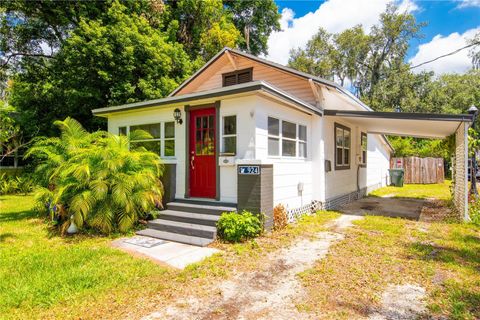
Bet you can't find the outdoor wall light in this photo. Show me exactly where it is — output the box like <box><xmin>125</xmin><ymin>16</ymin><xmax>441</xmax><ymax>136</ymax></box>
<box><xmin>173</xmin><ymin>108</ymin><xmax>183</xmax><ymax>124</ymax></box>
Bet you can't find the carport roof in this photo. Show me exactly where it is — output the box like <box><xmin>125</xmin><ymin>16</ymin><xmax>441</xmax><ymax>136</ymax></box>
<box><xmin>324</xmin><ymin>109</ymin><xmax>474</xmax><ymax>138</ymax></box>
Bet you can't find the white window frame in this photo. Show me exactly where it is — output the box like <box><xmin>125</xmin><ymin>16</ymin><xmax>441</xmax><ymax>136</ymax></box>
<box><xmin>267</xmin><ymin>116</ymin><xmax>308</xmax><ymax>159</ymax></box>
<box><xmin>126</xmin><ymin>121</ymin><xmax>176</xmax><ymax>158</ymax></box>
<box><xmin>221</xmin><ymin>114</ymin><xmax>237</xmax><ymax>155</ymax></box>
<box><xmin>335</xmin><ymin>122</ymin><xmax>351</xmax><ymax>170</ymax></box>
<box><xmin>360</xmin><ymin>132</ymin><xmax>367</xmax><ymax>166</ymax></box>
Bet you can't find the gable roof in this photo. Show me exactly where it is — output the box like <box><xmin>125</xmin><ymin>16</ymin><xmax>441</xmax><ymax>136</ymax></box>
<box><xmin>169</xmin><ymin>47</ymin><xmax>372</xmax><ymax>112</ymax></box>
<box><xmin>92</xmin><ymin>80</ymin><xmax>320</xmax><ymax>116</ymax></box>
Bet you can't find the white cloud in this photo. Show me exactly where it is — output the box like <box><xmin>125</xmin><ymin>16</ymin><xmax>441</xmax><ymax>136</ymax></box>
<box><xmin>457</xmin><ymin>0</ymin><xmax>480</xmax><ymax>8</ymax></box>
<box><xmin>266</xmin><ymin>0</ymin><xmax>418</xmax><ymax>65</ymax></box>
<box><xmin>408</xmin><ymin>27</ymin><xmax>480</xmax><ymax>74</ymax></box>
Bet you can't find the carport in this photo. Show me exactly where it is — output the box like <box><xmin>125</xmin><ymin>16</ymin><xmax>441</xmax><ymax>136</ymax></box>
<box><xmin>324</xmin><ymin>109</ymin><xmax>474</xmax><ymax>220</ymax></box>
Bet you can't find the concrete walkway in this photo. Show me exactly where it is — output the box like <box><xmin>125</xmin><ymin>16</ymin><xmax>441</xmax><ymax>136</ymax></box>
<box><xmin>112</xmin><ymin>236</ymin><xmax>220</xmax><ymax>269</ymax></box>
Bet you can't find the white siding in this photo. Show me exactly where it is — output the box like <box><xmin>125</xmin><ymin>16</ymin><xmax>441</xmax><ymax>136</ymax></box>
<box><xmin>323</xmin><ymin>116</ymin><xmax>368</xmax><ymax>199</ymax></box>
<box><xmin>254</xmin><ymin>96</ymin><xmax>315</xmax><ymax>210</ymax></box>
<box><xmin>366</xmin><ymin>134</ymin><xmax>391</xmax><ymax>190</ymax></box>
<box><xmin>218</xmin><ymin>96</ymin><xmax>257</xmax><ymax>203</ymax></box>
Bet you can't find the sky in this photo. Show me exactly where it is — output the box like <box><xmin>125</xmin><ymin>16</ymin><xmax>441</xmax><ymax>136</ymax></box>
<box><xmin>268</xmin><ymin>0</ymin><xmax>480</xmax><ymax>75</ymax></box>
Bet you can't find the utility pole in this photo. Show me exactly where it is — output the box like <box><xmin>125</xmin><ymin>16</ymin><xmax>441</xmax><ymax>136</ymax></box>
<box><xmin>468</xmin><ymin>105</ymin><xmax>478</xmax><ymax>197</ymax></box>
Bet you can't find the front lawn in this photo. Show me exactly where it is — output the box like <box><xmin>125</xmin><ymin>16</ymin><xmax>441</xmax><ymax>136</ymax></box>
<box><xmin>0</xmin><ymin>194</ymin><xmax>339</xmax><ymax>319</ymax></box>
<box><xmin>0</xmin><ymin>195</ymin><xmax>172</xmax><ymax>319</ymax></box>
<box><xmin>369</xmin><ymin>180</ymin><xmax>452</xmax><ymax>200</ymax></box>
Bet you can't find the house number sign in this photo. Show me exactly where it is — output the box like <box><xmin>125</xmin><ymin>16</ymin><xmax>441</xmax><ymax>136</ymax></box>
<box><xmin>238</xmin><ymin>165</ymin><xmax>260</xmax><ymax>175</ymax></box>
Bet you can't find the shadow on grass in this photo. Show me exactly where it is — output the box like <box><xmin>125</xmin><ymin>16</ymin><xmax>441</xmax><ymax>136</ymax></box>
<box><xmin>409</xmin><ymin>240</ymin><xmax>480</xmax><ymax>266</ymax></box>
<box><xmin>407</xmin><ymin>236</ymin><xmax>480</xmax><ymax>317</ymax></box>
<box><xmin>0</xmin><ymin>209</ymin><xmax>40</xmax><ymax>222</ymax></box>
<box><xmin>0</xmin><ymin>232</ymin><xmax>16</xmax><ymax>242</ymax></box>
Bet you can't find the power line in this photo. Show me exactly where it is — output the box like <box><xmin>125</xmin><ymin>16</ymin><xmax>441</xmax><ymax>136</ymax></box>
<box><xmin>409</xmin><ymin>41</ymin><xmax>480</xmax><ymax>70</ymax></box>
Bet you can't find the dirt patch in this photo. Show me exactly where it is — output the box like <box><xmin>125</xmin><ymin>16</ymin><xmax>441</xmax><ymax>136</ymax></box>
<box><xmin>369</xmin><ymin>284</ymin><xmax>426</xmax><ymax>320</ymax></box>
<box><xmin>419</xmin><ymin>199</ymin><xmax>455</xmax><ymax>222</ymax></box>
<box><xmin>143</xmin><ymin>215</ymin><xmax>362</xmax><ymax>320</ymax></box>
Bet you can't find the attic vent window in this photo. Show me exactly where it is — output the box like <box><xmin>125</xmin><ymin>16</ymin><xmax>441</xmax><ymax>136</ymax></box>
<box><xmin>222</xmin><ymin>68</ymin><xmax>253</xmax><ymax>87</ymax></box>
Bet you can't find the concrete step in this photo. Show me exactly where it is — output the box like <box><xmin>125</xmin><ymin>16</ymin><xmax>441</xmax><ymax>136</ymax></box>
<box><xmin>147</xmin><ymin>219</ymin><xmax>217</xmax><ymax>239</ymax></box>
<box><xmin>156</xmin><ymin>209</ymin><xmax>219</xmax><ymax>227</ymax></box>
<box><xmin>167</xmin><ymin>201</ymin><xmax>236</xmax><ymax>216</ymax></box>
<box><xmin>136</xmin><ymin>229</ymin><xmax>214</xmax><ymax>247</ymax></box>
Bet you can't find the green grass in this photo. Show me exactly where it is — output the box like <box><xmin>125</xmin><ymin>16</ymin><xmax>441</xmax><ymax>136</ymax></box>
<box><xmin>0</xmin><ymin>195</ymin><xmax>169</xmax><ymax>319</ymax></box>
<box><xmin>0</xmin><ymin>194</ymin><xmax>340</xmax><ymax>319</ymax></box>
<box><xmin>369</xmin><ymin>180</ymin><xmax>452</xmax><ymax>200</ymax></box>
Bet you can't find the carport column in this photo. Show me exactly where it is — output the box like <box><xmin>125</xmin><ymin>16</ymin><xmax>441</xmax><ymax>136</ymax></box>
<box><xmin>454</xmin><ymin>122</ymin><xmax>469</xmax><ymax>220</ymax></box>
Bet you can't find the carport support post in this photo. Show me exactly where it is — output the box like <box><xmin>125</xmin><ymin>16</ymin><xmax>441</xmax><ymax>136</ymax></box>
<box><xmin>454</xmin><ymin>122</ymin><xmax>470</xmax><ymax>220</ymax></box>
<box><xmin>468</xmin><ymin>105</ymin><xmax>478</xmax><ymax>197</ymax></box>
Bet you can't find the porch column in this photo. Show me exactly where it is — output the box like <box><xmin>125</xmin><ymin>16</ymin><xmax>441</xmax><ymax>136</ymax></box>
<box><xmin>454</xmin><ymin>122</ymin><xmax>469</xmax><ymax>220</ymax></box>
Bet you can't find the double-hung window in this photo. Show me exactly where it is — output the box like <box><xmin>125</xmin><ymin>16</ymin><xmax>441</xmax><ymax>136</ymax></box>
<box><xmin>222</xmin><ymin>115</ymin><xmax>237</xmax><ymax>154</ymax></box>
<box><xmin>124</xmin><ymin>122</ymin><xmax>175</xmax><ymax>157</ymax></box>
<box><xmin>335</xmin><ymin>123</ymin><xmax>350</xmax><ymax>170</ymax></box>
<box><xmin>268</xmin><ymin>117</ymin><xmax>307</xmax><ymax>158</ymax></box>
<box><xmin>360</xmin><ymin>132</ymin><xmax>367</xmax><ymax>166</ymax></box>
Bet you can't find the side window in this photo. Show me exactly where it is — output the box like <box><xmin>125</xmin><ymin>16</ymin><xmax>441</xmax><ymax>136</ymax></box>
<box><xmin>130</xmin><ymin>123</ymin><xmax>161</xmax><ymax>155</ymax></box>
<box><xmin>164</xmin><ymin>122</ymin><xmax>175</xmax><ymax>157</ymax></box>
<box><xmin>222</xmin><ymin>115</ymin><xmax>237</xmax><ymax>155</ymax></box>
<box><xmin>298</xmin><ymin>125</ymin><xmax>307</xmax><ymax>158</ymax></box>
<box><xmin>335</xmin><ymin>123</ymin><xmax>351</xmax><ymax>170</ymax></box>
<box><xmin>268</xmin><ymin>117</ymin><xmax>280</xmax><ymax>156</ymax></box>
<box><xmin>128</xmin><ymin>122</ymin><xmax>176</xmax><ymax>157</ymax></box>
<box><xmin>118</xmin><ymin>126</ymin><xmax>127</xmax><ymax>136</ymax></box>
<box><xmin>281</xmin><ymin>121</ymin><xmax>296</xmax><ymax>157</ymax></box>
<box><xmin>361</xmin><ymin>132</ymin><xmax>367</xmax><ymax>165</ymax></box>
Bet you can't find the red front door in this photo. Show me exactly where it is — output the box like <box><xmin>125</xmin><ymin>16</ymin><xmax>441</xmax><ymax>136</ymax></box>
<box><xmin>189</xmin><ymin>107</ymin><xmax>216</xmax><ymax>198</ymax></box>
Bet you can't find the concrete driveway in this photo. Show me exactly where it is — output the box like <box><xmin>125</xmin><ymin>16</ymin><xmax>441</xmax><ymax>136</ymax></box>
<box><xmin>338</xmin><ymin>197</ymin><xmax>426</xmax><ymax>220</ymax></box>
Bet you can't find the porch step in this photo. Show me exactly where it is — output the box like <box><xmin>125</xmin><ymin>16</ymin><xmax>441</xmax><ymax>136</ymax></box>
<box><xmin>147</xmin><ymin>218</ymin><xmax>217</xmax><ymax>239</ymax></box>
<box><xmin>156</xmin><ymin>209</ymin><xmax>220</xmax><ymax>227</ymax></box>
<box><xmin>136</xmin><ymin>201</ymin><xmax>237</xmax><ymax>247</ymax></box>
<box><xmin>166</xmin><ymin>201</ymin><xmax>236</xmax><ymax>216</ymax></box>
<box><xmin>136</xmin><ymin>229</ymin><xmax>214</xmax><ymax>247</ymax></box>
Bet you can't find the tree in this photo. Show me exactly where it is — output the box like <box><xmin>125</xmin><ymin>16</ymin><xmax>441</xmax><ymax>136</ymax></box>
<box><xmin>288</xmin><ymin>5</ymin><xmax>423</xmax><ymax>101</ymax></box>
<box><xmin>27</xmin><ymin>117</ymin><xmax>164</xmax><ymax>234</ymax></box>
<box><xmin>0</xmin><ymin>102</ymin><xmax>22</xmax><ymax>162</ymax></box>
<box><xmin>165</xmin><ymin>0</ymin><xmax>240</xmax><ymax>62</ymax></box>
<box><xmin>223</xmin><ymin>0</ymin><xmax>281</xmax><ymax>55</ymax></box>
<box><xmin>469</xmin><ymin>31</ymin><xmax>480</xmax><ymax>70</ymax></box>
<box><xmin>9</xmin><ymin>1</ymin><xmax>193</xmax><ymax>137</ymax></box>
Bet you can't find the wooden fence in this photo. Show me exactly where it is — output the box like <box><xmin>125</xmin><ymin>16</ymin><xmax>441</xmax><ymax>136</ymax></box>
<box><xmin>391</xmin><ymin>157</ymin><xmax>444</xmax><ymax>184</ymax></box>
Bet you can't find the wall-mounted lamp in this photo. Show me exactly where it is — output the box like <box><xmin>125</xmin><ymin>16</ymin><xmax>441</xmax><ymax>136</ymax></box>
<box><xmin>173</xmin><ymin>108</ymin><xmax>183</xmax><ymax>124</ymax></box>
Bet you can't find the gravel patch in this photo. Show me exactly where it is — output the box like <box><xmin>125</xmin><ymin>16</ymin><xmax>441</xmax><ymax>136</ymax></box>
<box><xmin>369</xmin><ymin>284</ymin><xmax>427</xmax><ymax>320</ymax></box>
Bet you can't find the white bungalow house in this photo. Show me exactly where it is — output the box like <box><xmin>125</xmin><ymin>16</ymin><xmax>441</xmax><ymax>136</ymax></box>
<box><xmin>93</xmin><ymin>48</ymin><xmax>473</xmax><ymax>246</ymax></box>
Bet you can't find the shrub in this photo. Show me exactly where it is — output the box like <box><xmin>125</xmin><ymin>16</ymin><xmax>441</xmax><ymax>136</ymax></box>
<box><xmin>469</xmin><ymin>197</ymin><xmax>480</xmax><ymax>225</ymax></box>
<box><xmin>217</xmin><ymin>210</ymin><xmax>263</xmax><ymax>242</ymax></box>
<box><xmin>0</xmin><ymin>173</ymin><xmax>35</xmax><ymax>195</ymax></box>
<box><xmin>26</xmin><ymin>118</ymin><xmax>164</xmax><ymax>234</ymax></box>
<box><xmin>273</xmin><ymin>204</ymin><xmax>288</xmax><ymax>230</ymax></box>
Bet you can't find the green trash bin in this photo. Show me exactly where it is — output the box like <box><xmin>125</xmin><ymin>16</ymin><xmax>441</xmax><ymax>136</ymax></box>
<box><xmin>389</xmin><ymin>168</ymin><xmax>404</xmax><ymax>187</ymax></box>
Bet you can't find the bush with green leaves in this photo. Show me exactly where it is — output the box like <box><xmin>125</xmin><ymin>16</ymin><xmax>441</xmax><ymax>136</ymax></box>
<box><xmin>469</xmin><ymin>197</ymin><xmax>480</xmax><ymax>225</ymax></box>
<box><xmin>216</xmin><ymin>210</ymin><xmax>263</xmax><ymax>242</ymax></box>
<box><xmin>26</xmin><ymin>117</ymin><xmax>164</xmax><ymax>234</ymax></box>
<box><xmin>0</xmin><ymin>173</ymin><xmax>35</xmax><ymax>195</ymax></box>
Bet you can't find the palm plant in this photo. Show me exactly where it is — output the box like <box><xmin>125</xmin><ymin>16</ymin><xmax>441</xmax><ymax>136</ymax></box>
<box><xmin>26</xmin><ymin>117</ymin><xmax>163</xmax><ymax>234</ymax></box>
